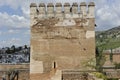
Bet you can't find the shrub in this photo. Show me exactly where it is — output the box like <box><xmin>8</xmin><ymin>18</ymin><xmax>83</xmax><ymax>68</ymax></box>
<box><xmin>114</xmin><ymin>63</ymin><xmax>120</xmax><ymax>69</ymax></box>
<box><xmin>93</xmin><ymin>72</ymin><xmax>107</xmax><ymax>80</ymax></box>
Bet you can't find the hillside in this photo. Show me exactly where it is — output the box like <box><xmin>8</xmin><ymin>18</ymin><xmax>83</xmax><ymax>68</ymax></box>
<box><xmin>96</xmin><ymin>26</ymin><xmax>120</xmax><ymax>50</ymax></box>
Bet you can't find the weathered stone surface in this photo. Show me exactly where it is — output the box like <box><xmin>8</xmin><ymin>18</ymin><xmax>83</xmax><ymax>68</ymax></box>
<box><xmin>30</xmin><ymin>2</ymin><xmax>95</xmax><ymax>80</ymax></box>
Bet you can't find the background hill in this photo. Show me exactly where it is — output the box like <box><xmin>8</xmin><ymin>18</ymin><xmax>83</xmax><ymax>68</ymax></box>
<box><xmin>96</xmin><ymin>26</ymin><xmax>120</xmax><ymax>50</ymax></box>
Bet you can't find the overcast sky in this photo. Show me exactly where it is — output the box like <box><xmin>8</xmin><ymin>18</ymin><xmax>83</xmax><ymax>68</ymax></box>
<box><xmin>0</xmin><ymin>0</ymin><xmax>120</xmax><ymax>47</ymax></box>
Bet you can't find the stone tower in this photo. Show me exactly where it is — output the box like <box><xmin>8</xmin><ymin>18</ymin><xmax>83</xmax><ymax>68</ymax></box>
<box><xmin>30</xmin><ymin>2</ymin><xmax>95</xmax><ymax>80</ymax></box>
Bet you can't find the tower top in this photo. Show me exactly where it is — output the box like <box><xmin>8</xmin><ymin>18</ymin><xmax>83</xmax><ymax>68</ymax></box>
<box><xmin>39</xmin><ymin>3</ymin><xmax>45</xmax><ymax>7</ymax></box>
<box><xmin>47</xmin><ymin>3</ymin><xmax>54</xmax><ymax>7</ymax></box>
<box><xmin>80</xmin><ymin>2</ymin><xmax>87</xmax><ymax>6</ymax></box>
<box><xmin>56</xmin><ymin>3</ymin><xmax>62</xmax><ymax>7</ymax></box>
<box><xmin>88</xmin><ymin>2</ymin><xmax>95</xmax><ymax>6</ymax></box>
<box><xmin>72</xmin><ymin>2</ymin><xmax>78</xmax><ymax>7</ymax></box>
<box><xmin>64</xmin><ymin>3</ymin><xmax>70</xmax><ymax>7</ymax></box>
<box><xmin>30</xmin><ymin>2</ymin><xmax>95</xmax><ymax>19</ymax></box>
<box><xmin>30</xmin><ymin>3</ymin><xmax>37</xmax><ymax>7</ymax></box>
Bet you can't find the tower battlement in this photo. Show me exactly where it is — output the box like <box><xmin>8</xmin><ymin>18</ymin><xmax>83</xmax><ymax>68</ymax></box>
<box><xmin>30</xmin><ymin>2</ymin><xmax>95</xmax><ymax>19</ymax></box>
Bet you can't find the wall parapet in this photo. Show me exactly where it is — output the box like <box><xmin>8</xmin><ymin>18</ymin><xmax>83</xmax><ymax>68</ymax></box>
<box><xmin>30</xmin><ymin>2</ymin><xmax>95</xmax><ymax>19</ymax></box>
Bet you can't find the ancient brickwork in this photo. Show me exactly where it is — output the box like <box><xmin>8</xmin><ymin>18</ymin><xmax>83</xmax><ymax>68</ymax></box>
<box><xmin>103</xmin><ymin>53</ymin><xmax>120</xmax><ymax>67</ymax></box>
<box><xmin>0</xmin><ymin>64</ymin><xmax>29</xmax><ymax>80</ymax></box>
<box><xmin>0</xmin><ymin>64</ymin><xmax>29</xmax><ymax>71</ymax></box>
<box><xmin>30</xmin><ymin>2</ymin><xmax>95</xmax><ymax>80</ymax></box>
<box><xmin>0</xmin><ymin>70</ymin><xmax>29</xmax><ymax>80</ymax></box>
<box><xmin>62</xmin><ymin>70</ymin><xmax>96</xmax><ymax>80</ymax></box>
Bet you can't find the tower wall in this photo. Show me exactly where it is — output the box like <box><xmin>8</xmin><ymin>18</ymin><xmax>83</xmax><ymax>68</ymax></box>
<box><xmin>30</xmin><ymin>2</ymin><xmax>95</xmax><ymax>80</ymax></box>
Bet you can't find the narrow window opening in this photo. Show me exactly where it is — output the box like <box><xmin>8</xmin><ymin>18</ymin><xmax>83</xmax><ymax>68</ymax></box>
<box><xmin>54</xmin><ymin>61</ymin><xmax>56</xmax><ymax>68</ymax></box>
<box><xmin>70</xmin><ymin>7</ymin><xmax>72</xmax><ymax>12</ymax></box>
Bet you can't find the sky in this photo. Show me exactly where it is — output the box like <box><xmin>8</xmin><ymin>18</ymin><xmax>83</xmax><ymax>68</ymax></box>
<box><xmin>0</xmin><ymin>0</ymin><xmax>120</xmax><ymax>47</ymax></box>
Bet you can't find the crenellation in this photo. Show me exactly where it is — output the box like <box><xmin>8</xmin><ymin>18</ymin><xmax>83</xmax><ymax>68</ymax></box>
<box><xmin>89</xmin><ymin>2</ymin><xmax>95</xmax><ymax>6</ymax></box>
<box><xmin>55</xmin><ymin>3</ymin><xmax>62</xmax><ymax>13</ymax></box>
<box><xmin>55</xmin><ymin>3</ymin><xmax>62</xmax><ymax>7</ymax></box>
<box><xmin>30</xmin><ymin>3</ymin><xmax>37</xmax><ymax>7</ymax></box>
<box><xmin>72</xmin><ymin>3</ymin><xmax>79</xmax><ymax>18</ymax></box>
<box><xmin>72</xmin><ymin>2</ymin><xmax>78</xmax><ymax>13</ymax></box>
<box><xmin>55</xmin><ymin>3</ymin><xmax>63</xmax><ymax>18</ymax></box>
<box><xmin>47</xmin><ymin>3</ymin><xmax>54</xmax><ymax>17</ymax></box>
<box><xmin>30</xmin><ymin>2</ymin><xmax>95</xmax><ymax>23</ymax></box>
<box><xmin>64</xmin><ymin>3</ymin><xmax>71</xmax><ymax>18</ymax></box>
<box><xmin>30</xmin><ymin>3</ymin><xmax>37</xmax><ymax>18</ymax></box>
<box><xmin>64</xmin><ymin>3</ymin><xmax>70</xmax><ymax>14</ymax></box>
<box><xmin>64</xmin><ymin>2</ymin><xmax>70</xmax><ymax>7</ymax></box>
<box><xmin>80</xmin><ymin>2</ymin><xmax>87</xmax><ymax>6</ymax></box>
<box><xmin>39</xmin><ymin>3</ymin><xmax>46</xmax><ymax>14</ymax></box>
<box><xmin>38</xmin><ymin>3</ymin><xmax>46</xmax><ymax>18</ymax></box>
<box><xmin>47</xmin><ymin>3</ymin><xmax>54</xmax><ymax>7</ymax></box>
<box><xmin>88</xmin><ymin>2</ymin><xmax>95</xmax><ymax>18</ymax></box>
<box><xmin>39</xmin><ymin>3</ymin><xmax>46</xmax><ymax>7</ymax></box>
<box><xmin>30</xmin><ymin>3</ymin><xmax>38</xmax><ymax>26</ymax></box>
<box><xmin>80</xmin><ymin>2</ymin><xmax>87</xmax><ymax>17</ymax></box>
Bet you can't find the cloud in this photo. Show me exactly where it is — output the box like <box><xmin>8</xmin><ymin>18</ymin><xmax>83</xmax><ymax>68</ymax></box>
<box><xmin>8</xmin><ymin>29</ymin><xmax>20</xmax><ymax>34</ymax></box>
<box><xmin>95</xmin><ymin>0</ymin><xmax>120</xmax><ymax>30</ymax></box>
<box><xmin>0</xmin><ymin>0</ymin><xmax>93</xmax><ymax>29</ymax></box>
<box><xmin>0</xmin><ymin>0</ymin><xmax>23</xmax><ymax>9</ymax></box>
<box><xmin>0</xmin><ymin>37</ymin><xmax>30</xmax><ymax>47</ymax></box>
<box><xmin>0</xmin><ymin>12</ymin><xmax>29</xmax><ymax>29</ymax></box>
<box><xmin>0</xmin><ymin>38</ymin><xmax>22</xmax><ymax>47</ymax></box>
<box><xmin>21</xmin><ymin>6</ymin><xmax>30</xmax><ymax>18</ymax></box>
<box><xmin>24</xmin><ymin>29</ymin><xmax>30</xmax><ymax>35</ymax></box>
<box><xmin>0</xmin><ymin>31</ymin><xmax>2</xmax><ymax>35</ymax></box>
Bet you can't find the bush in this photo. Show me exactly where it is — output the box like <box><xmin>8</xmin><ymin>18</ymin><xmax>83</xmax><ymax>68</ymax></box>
<box><xmin>93</xmin><ymin>72</ymin><xmax>107</xmax><ymax>80</ymax></box>
<box><xmin>114</xmin><ymin>63</ymin><xmax>120</xmax><ymax>69</ymax></box>
<box><xmin>107</xmin><ymin>78</ymin><xmax>118</xmax><ymax>80</ymax></box>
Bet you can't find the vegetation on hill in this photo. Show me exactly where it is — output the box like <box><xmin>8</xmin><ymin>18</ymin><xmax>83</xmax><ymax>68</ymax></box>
<box><xmin>96</xmin><ymin>26</ymin><xmax>120</xmax><ymax>50</ymax></box>
<box><xmin>94</xmin><ymin>26</ymin><xmax>120</xmax><ymax>79</ymax></box>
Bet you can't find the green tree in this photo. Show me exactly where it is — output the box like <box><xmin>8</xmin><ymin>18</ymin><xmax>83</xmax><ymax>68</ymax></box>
<box><xmin>11</xmin><ymin>45</ymin><xmax>16</xmax><ymax>53</ymax></box>
<box><xmin>6</xmin><ymin>47</ymin><xmax>10</xmax><ymax>54</ymax></box>
<box><xmin>96</xmin><ymin>47</ymin><xmax>106</xmax><ymax>72</ymax></box>
<box><xmin>83</xmin><ymin>47</ymin><xmax>106</xmax><ymax>72</ymax></box>
<box><xmin>18</xmin><ymin>46</ymin><xmax>22</xmax><ymax>51</ymax></box>
<box><xmin>110</xmin><ymin>48</ymin><xmax>113</xmax><ymax>62</ymax></box>
<box><xmin>114</xmin><ymin>62</ymin><xmax>120</xmax><ymax>69</ymax></box>
<box><xmin>24</xmin><ymin>45</ymin><xmax>28</xmax><ymax>49</ymax></box>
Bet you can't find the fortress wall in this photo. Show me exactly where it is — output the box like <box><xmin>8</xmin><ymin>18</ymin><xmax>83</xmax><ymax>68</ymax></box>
<box><xmin>30</xmin><ymin>2</ymin><xmax>95</xmax><ymax>22</ymax></box>
<box><xmin>30</xmin><ymin>2</ymin><xmax>95</xmax><ymax>79</ymax></box>
<box><xmin>104</xmin><ymin>53</ymin><xmax>120</xmax><ymax>67</ymax></box>
<box><xmin>0</xmin><ymin>70</ymin><xmax>29</xmax><ymax>80</ymax></box>
<box><xmin>0</xmin><ymin>64</ymin><xmax>29</xmax><ymax>71</ymax></box>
